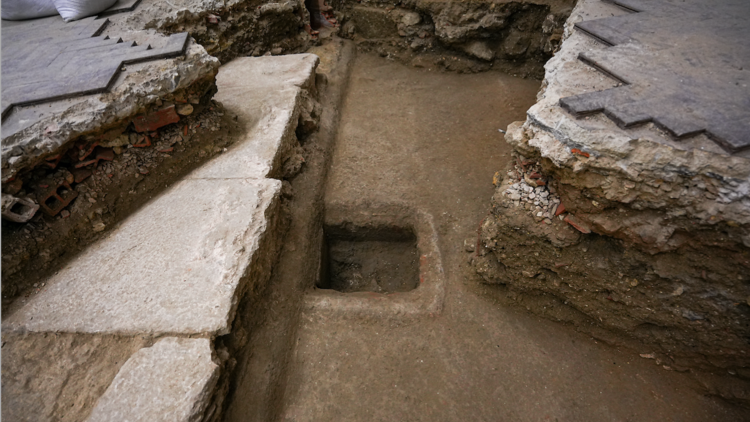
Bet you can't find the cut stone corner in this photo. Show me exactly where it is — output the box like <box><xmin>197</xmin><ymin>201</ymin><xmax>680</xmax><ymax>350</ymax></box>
<box><xmin>86</xmin><ymin>337</ymin><xmax>219</xmax><ymax>422</ymax></box>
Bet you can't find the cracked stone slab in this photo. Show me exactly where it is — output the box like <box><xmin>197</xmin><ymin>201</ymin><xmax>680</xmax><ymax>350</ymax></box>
<box><xmin>187</xmin><ymin>54</ymin><xmax>319</xmax><ymax>180</ymax></box>
<box><xmin>559</xmin><ymin>0</ymin><xmax>750</xmax><ymax>153</ymax></box>
<box><xmin>508</xmin><ymin>0</ymin><xmax>750</xmax><ymax>230</ymax></box>
<box><xmin>86</xmin><ymin>337</ymin><xmax>219</xmax><ymax>422</ymax></box>
<box><xmin>1</xmin><ymin>13</ymin><xmax>189</xmax><ymax>117</ymax></box>
<box><xmin>1</xmin><ymin>40</ymin><xmax>220</xmax><ymax>182</ymax></box>
<box><xmin>3</xmin><ymin>177</ymin><xmax>281</xmax><ymax>336</ymax></box>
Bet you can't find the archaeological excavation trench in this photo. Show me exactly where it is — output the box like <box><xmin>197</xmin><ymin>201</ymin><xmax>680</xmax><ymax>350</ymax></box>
<box><xmin>2</xmin><ymin>0</ymin><xmax>750</xmax><ymax>420</ymax></box>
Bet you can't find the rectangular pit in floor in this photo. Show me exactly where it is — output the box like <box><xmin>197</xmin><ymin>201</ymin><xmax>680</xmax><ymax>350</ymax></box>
<box><xmin>318</xmin><ymin>223</ymin><xmax>419</xmax><ymax>293</ymax></box>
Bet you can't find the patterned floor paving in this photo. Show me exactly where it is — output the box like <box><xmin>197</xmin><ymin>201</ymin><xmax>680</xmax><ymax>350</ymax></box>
<box><xmin>560</xmin><ymin>0</ymin><xmax>750</xmax><ymax>153</ymax></box>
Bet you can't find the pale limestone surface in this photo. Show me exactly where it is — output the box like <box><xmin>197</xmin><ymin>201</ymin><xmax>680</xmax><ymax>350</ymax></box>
<box><xmin>86</xmin><ymin>337</ymin><xmax>219</xmax><ymax>422</ymax></box>
<box><xmin>3</xmin><ymin>177</ymin><xmax>280</xmax><ymax>336</ymax></box>
<box><xmin>188</xmin><ymin>54</ymin><xmax>319</xmax><ymax>180</ymax></box>
<box><xmin>3</xmin><ymin>54</ymin><xmax>320</xmax><ymax>337</ymax></box>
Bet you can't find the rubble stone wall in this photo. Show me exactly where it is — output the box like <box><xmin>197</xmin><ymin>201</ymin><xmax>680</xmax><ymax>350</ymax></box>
<box><xmin>331</xmin><ymin>0</ymin><xmax>575</xmax><ymax>76</ymax></box>
<box><xmin>472</xmin><ymin>0</ymin><xmax>750</xmax><ymax>398</ymax></box>
<box><xmin>106</xmin><ymin>0</ymin><xmax>315</xmax><ymax>62</ymax></box>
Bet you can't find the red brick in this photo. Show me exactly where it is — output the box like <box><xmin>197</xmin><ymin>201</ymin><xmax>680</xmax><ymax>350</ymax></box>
<box><xmin>554</xmin><ymin>202</ymin><xmax>566</xmax><ymax>216</ymax></box>
<box><xmin>564</xmin><ymin>214</ymin><xmax>591</xmax><ymax>234</ymax></box>
<box><xmin>132</xmin><ymin>105</ymin><xmax>180</xmax><ymax>133</ymax></box>
<box><xmin>72</xmin><ymin>168</ymin><xmax>92</xmax><ymax>183</ymax></box>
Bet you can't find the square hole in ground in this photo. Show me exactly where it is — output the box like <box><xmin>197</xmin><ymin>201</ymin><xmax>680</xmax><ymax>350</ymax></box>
<box><xmin>318</xmin><ymin>224</ymin><xmax>420</xmax><ymax>293</ymax></box>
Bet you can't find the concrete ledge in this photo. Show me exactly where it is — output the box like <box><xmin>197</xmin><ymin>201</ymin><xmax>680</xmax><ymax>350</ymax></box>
<box><xmin>86</xmin><ymin>337</ymin><xmax>219</xmax><ymax>422</ymax></box>
<box><xmin>1</xmin><ymin>40</ymin><xmax>220</xmax><ymax>182</ymax></box>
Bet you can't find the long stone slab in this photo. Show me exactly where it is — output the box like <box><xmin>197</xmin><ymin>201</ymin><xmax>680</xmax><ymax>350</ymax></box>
<box><xmin>2</xmin><ymin>53</ymin><xmax>320</xmax><ymax>422</ymax></box>
<box><xmin>2</xmin><ymin>55</ymin><xmax>320</xmax><ymax>337</ymax></box>
<box><xmin>187</xmin><ymin>54</ymin><xmax>318</xmax><ymax>181</ymax></box>
<box><xmin>3</xmin><ymin>177</ymin><xmax>281</xmax><ymax>336</ymax></box>
<box><xmin>86</xmin><ymin>337</ymin><xmax>218</xmax><ymax>422</ymax></box>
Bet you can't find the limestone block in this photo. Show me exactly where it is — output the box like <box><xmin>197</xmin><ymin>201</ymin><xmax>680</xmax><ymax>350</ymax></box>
<box><xmin>3</xmin><ymin>177</ymin><xmax>281</xmax><ymax>336</ymax></box>
<box><xmin>188</xmin><ymin>55</ymin><xmax>319</xmax><ymax>181</ymax></box>
<box><xmin>86</xmin><ymin>337</ymin><xmax>219</xmax><ymax>422</ymax></box>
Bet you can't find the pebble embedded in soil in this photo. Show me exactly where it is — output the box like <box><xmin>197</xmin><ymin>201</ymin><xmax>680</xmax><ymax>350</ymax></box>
<box><xmin>176</xmin><ymin>104</ymin><xmax>194</xmax><ymax>116</ymax></box>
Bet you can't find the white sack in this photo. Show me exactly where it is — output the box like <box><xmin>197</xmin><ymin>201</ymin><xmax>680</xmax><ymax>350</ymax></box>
<box><xmin>53</xmin><ymin>0</ymin><xmax>118</xmax><ymax>21</ymax></box>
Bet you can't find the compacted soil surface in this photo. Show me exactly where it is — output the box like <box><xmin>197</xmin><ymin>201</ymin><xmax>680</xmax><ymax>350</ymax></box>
<box><xmin>277</xmin><ymin>53</ymin><xmax>749</xmax><ymax>421</ymax></box>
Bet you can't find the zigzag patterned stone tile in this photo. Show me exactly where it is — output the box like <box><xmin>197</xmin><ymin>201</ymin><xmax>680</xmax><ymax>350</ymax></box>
<box><xmin>1</xmin><ymin>15</ymin><xmax>189</xmax><ymax>119</ymax></box>
<box><xmin>559</xmin><ymin>0</ymin><xmax>750</xmax><ymax>154</ymax></box>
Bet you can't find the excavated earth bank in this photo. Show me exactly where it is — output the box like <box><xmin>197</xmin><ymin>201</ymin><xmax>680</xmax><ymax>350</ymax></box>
<box><xmin>334</xmin><ymin>0</ymin><xmax>575</xmax><ymax>77</ymax></box>
<box><xmin>473</xmin><ymin>0</ymin><xmax>750</xmax><ymax>404</ymax></box>
<box><xmin>5</xmin><ymin>0</ymin><xmax>750</xmax><ymax>418</ymax></box>
<box><xmin>1</xmin><ymin>0</ymin><xmax>320</xmax><ymax>303</ymax></box>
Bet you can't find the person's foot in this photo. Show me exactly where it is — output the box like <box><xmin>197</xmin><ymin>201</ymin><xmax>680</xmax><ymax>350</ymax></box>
<box><xmin>322</xmin><ymin>11</ymin><xmax>337</xmax><ymax>23</ymax></box>
<box><xmin>304</xmin><ymin>24</ymin><xmax>320</xmax><ymax>37</ymax></box>
<box><xmin>317</xmin><ymin>12</ymin><xmax>335</xmax><ymax>27</ymax></box>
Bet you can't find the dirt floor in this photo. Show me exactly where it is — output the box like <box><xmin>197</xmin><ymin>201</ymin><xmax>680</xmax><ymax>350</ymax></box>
<box><xmin>274</xmin><ymin>53</ymin><xmax>750</xmax><ymax>421</ymax></box>
<box><xmin>321</xmin><ymin>225</ymin><xmax>420</xmax><ymax>293</ymax></box>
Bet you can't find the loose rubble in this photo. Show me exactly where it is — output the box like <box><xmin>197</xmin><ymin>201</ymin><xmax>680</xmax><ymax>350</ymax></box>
<box><xmin>501</xmin><ymin>157</ymin><xmax>562</xmax><ymax>226</ymax></box>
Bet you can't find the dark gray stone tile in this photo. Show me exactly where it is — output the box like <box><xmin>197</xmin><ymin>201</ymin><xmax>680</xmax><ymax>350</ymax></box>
<box><xmin>560</xmin><ymin>0</ymin><xmax>750</xmax><ymax>154</ymax></box>
<box><xmin>2</xmin><ymin>12</ymin><xmax>188</xmax><ymax>118</ymax></box>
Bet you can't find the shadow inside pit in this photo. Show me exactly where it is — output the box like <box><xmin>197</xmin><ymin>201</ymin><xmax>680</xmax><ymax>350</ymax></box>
<box><xmin>318</xmin><ymin>223</ymin><xmax>419</xmax><ymax>293</ymax></box>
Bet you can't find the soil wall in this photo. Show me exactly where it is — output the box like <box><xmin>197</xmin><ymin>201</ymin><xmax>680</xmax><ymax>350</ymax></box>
<box><xmin>472</xmin><ymin>0</ymin><xmax>750</xmax><ymax>404</ymax></box>
<box><xmin>332</xmin><ymin>0</ymin><xmax>575</xmax><ymax>76</ymax></box>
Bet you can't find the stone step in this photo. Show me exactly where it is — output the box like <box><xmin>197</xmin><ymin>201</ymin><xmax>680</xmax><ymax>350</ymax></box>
<box><xmin>1</xmin><ymin>54</ymin><xmax>319</xmax><ymax>421</ymax></box>
<box><xmin>86</xmin><ymin>337</ymin><xmax>219</xmax><ymax>422</ymax></box>
<box><xmin>4</xmin><ymin>177</ymin><xmax>282</xmax><ymax>336</ymax></box>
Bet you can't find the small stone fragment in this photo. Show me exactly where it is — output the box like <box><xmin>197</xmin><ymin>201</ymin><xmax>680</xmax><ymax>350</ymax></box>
<box><xmin>176</xmin><ymin>104</ymin><xmax>194</xmax><ymax>116</ymax></box>
<box><xmin>464</xmin><ymin>238</ymin><xmax>476</xmax><ymax>253</ymax></box>
<box><xmin>462</xmin><ymin>41</ymin><xmax>494</xmax><ymax>61</ymax></box>
<box><xmin>401</xmin><ymin>11</ymin><xmax>421</xmax><ymax>26</ymax></box>
<box><xmin>93</xmin><ymin>221</ymin><xmax>106</xmax><ymax>232</ymax></box>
